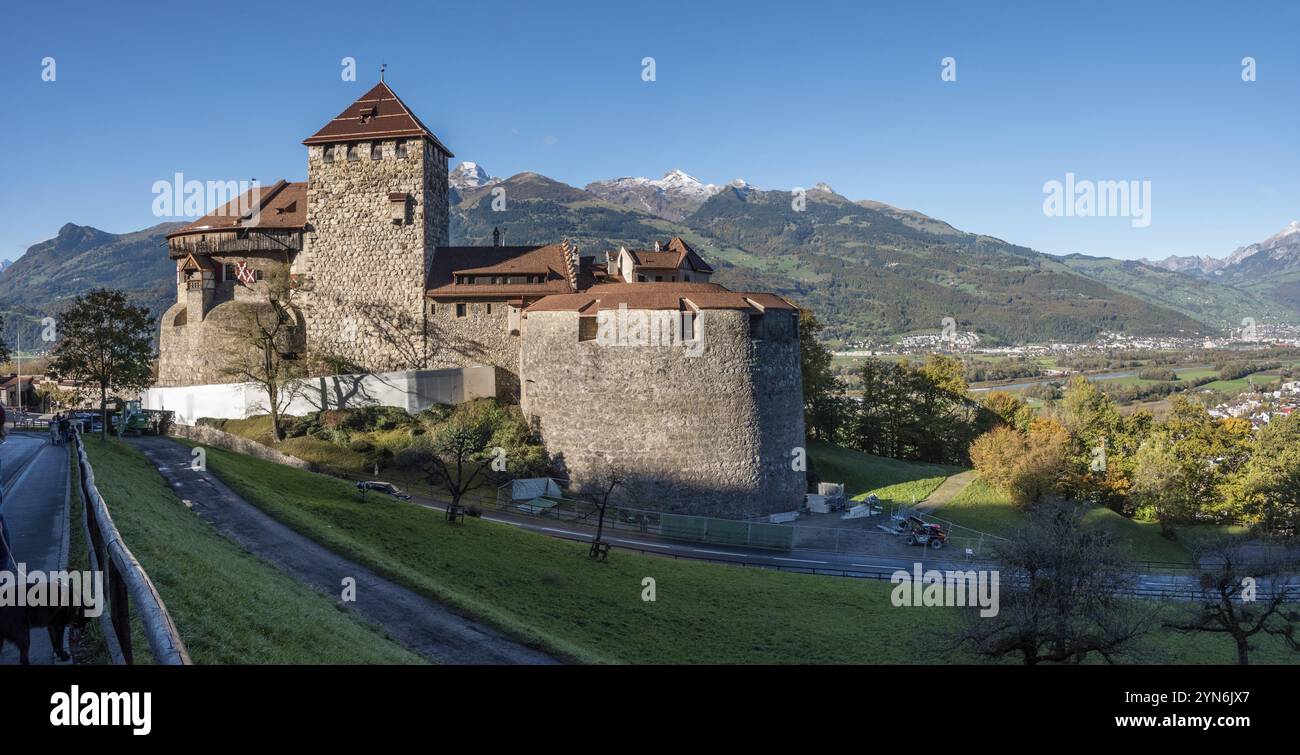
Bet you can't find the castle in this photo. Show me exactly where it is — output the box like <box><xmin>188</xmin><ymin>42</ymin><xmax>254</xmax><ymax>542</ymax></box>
<box><xmin>157</xmin><ymin>80</ymin><xmax>806</xmax><ymax>517</ymax></box>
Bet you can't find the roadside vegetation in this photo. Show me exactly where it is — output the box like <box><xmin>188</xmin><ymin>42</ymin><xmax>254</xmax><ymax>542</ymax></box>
<box><xmin>79</xmin><ymin>437</ymin><xmax>425</xmax><ymax>665</ymax></box>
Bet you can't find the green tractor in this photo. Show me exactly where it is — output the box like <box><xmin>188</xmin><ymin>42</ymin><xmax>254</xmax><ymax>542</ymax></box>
<box><xmin>113</xmin><ymin>400</ymin><xmax>152</xmax><ymax>436</ymax></box>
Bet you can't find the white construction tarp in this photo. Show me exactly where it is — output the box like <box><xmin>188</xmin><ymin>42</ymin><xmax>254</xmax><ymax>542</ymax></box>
<box><xmin>511</xmin><ymin>478</ymin><xmax>563</xmax><ymax>502</ymax></box>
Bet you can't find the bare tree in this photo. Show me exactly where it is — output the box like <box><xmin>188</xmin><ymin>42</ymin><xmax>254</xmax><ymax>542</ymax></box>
<box><xmin>957</xmin><ymin>500</ymin><xmax>1153</xmax><ymax>664</ymax></box>
<box><xmin>221</xmin><ymin>264</ymin><xmax>306</xmax><ymax>441</ymax></box>
<box><xmin>1163</xmin><ymin>536</ymin><xmax>1299</xmax><ymax>665</ymax></box>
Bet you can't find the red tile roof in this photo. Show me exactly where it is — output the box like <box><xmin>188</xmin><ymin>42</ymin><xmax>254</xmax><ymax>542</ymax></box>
<box><xmin>627</xmin><ymin>237</ymin><xmax>714</xmax><ymax>273</ymax></box>
<box><xmin>303</xmin><ymin>82</ymin><xmax>453</xmax><ymax>156</ymax></box>
<box><xmin>522</xmin><ymin>282</ymin><xmax>796</xmax><ymax>313</ymax></box>
<box><xmin>426</xmin><ymin>244</ymin><xmax>596</xmax><ymax>298</ymax></box>
<box><xmin>167</xmin><ymin>180</ymin><xmax>307</xmax><ymax>238</ymax></box>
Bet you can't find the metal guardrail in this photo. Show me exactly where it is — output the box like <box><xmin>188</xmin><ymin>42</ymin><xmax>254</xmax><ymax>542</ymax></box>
<box><xmin>74</xmin><ymin>428</ymin><xmax>191</xmax><ymax>665</ymax></box>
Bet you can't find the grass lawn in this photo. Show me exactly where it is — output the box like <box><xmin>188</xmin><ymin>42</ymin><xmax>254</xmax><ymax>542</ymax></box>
<box><xmin>808</xmin><ymin>441</ymin><xmax>960</xmax><ymax>504</ymax></box>
<box><xmin>1199</xmin><ymin>370</ymin><xmax>1282</xmax><ymax>394</ymax></box>
<box><xmin>188</xmin><ymin>441</ymin><xmax>1296</xmax><ymax>664</ymax></box>
<box><xmin>81</xmin><ymin>438</ymin><xmax>425</xmax><ymax>665</ymax></box>
<box><xmin>938</xmin><ymin>479</ymin><xmax>1242</xmax><ymax>565</ymax></box>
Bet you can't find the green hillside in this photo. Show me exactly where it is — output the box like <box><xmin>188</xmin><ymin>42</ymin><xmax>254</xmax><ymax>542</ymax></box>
<box><xmin>1055</xmin><ymin>253</ymin><xmax>1290</xmax><ymax>328</ymax></box>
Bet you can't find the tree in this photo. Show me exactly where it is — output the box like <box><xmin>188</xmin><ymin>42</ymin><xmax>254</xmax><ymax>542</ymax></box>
<box><xmin>1163</xmin><ymin>537</ymin><xmax>1299</xmax><ymax>665</ymax></box>
<box><xmin>798</xmin><ymin>309</ymin><xmax>845</xmax><ymax>442</ymax></box>
<box><xmin>417</xmin><ymin>400</ymin><xmax>547</xmax><ymax>510</ymax></box>
<box><xmin>969</xmin><ymin>418</ymin><xmax>1069</xmax><ymax>506</ymax></box>
<box><xmin>850</xmin><ymin>357</ymin><xmax>995</xmax><ymax>465</ymax></box>
<box><xmin>0</xmin><ymin>314</ymin><xmax>10</xmax><ymax>365</ymax></box>
<box><xmin>425</xmin><ymin>419</ymin><xmax>493</xmax><ymax>510</ymax></box>
<box><xmin>980</xmin><ymin>391</ymin><xmax>1034</xmax><ymax>432</ymax></box>
<box><xmin>1129</xmin><ymin>397</ymin><xmax>1252</xmax><ymax>525</ymax></box>
<box><xmin>220</xmin><ymin>264</ymin><xmax>307</xmax><ymax>442</ymax></box>
<box><xmin>46</xmin><ymin>289</ymin><xmax>154</xmax><ymax>440</ymax></box>
<box><xmin>957</xmin><ymin>500</ymin><xmax>1152</xmax><ymax>664</ymax></box>
<box><xmin>1229</xmin><ymin>412</ymin><xmax>1300</xmax><ymax>536</ymax></box>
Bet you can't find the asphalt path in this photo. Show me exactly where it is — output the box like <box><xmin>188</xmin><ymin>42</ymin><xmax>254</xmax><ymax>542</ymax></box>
<box><xmin>0</xmin><ymin>431</ymin><xmax>72</xmax><ymax>665</ymax></box>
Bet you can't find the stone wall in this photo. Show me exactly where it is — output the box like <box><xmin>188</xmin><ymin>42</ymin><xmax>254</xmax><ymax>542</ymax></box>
<box><xmin>156</xmin><ymin>251</ymin><xmax>300</xmax><ymax>387</ymax></box>
<box><xmin>170</xmin><ymin>422</ymin><xmax>319</xmax><ymax>472</ymax></box>
<box><xmin>519</xmin><ymin>307</ymin><xmax>806</xmax><ymax>518</ymax></box>
<box><xmin>426</xmin><ymin>300</ymin><xmax>523</xmax><ymax>398</ymax></box>
<box><xmin>299</xmin><ymin>137</ymin><xmax>449</xmax><ymax>373</ymax></box>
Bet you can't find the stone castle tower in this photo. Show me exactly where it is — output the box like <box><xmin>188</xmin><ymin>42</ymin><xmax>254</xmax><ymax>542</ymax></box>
<box><xmin>298</xmin><ymin>80</ymin><xmax>452</xmax><ymax>372</ymax></box>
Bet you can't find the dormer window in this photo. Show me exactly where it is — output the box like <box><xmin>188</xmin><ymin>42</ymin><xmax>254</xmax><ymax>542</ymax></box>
<box><xmin>322</xmin><ymin>145</ymin><xmax>334</xmax><ymax>164</ymax></box>
<box><xmin>371</xmin><ymin>142</ymin><xmax>383</xmax><ymax>161</ymax></box>
<box><xmin>359</xmin><ymin>106</ymin><xmax>378</xmax><ymax>123</ymax></box>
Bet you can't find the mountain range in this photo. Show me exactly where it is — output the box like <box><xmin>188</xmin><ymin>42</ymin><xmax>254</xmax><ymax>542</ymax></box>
<box><xmin>3</xmin><ymin>163</ymin><xmax>1297</xmax><ymax>350</ymax></box>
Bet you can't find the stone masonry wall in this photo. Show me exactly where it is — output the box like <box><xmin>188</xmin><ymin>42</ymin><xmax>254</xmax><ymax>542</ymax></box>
<box><xmin>299</xmin><ymin>138</ymin><xmax>449</xmax><ymax>373</ymax></box>
<box><xmin>156</xmin><ymin>251</ymin><xmax>299</xmax><ymax>387</ymax></box>
<box><xmin>519</xmin><ymin>308</ymin><xmax>806</xmax><ymax>518</ymax></box>
<box><xmin>426</xmin><ymin>300</ymin><xmax>523</xmax><ymax>398</ymax></box>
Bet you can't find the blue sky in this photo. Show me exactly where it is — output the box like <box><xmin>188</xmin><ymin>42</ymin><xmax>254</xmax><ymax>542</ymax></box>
<box><xmin>2</xmin><ymin>0</ymin><xmax>1297</xmax><ymax>263</ymax></box>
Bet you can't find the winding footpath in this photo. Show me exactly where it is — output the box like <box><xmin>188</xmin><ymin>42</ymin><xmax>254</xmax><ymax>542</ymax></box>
<box><xmin>128</xmin><ymin>436</ymin><xmax>556</xmax><ymax>665</ymax></box>
<box><xmin>914</xmin><ymin>470</ymin><xmax>977</xmax><ymax>513</ymax></box>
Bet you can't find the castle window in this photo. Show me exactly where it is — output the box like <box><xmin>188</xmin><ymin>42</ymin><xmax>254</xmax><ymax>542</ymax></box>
<box><xmin>485</xmin><ymin>303</ymin><xmax>493</xmax><ymax>315</ymax></box>
<box><xmin>428</xmin><ymin>302</ymin><xmax>436</xmax><ymax>316</ymax></box>
<box><xmin>578</xmin><ymin>316</ymin><xmax>598</xmax><ymax>342</ymax></box>
<box><xmin>637</xmin><ymin>275</ymin><xmax>646</xmax><ymax>282</ymax></box>
<box><xmin>322</xmin><ymin>145</ymin><xmax>334</xmax><ymax>164</ymax></box>
<box><xmin>346</xmin><ymin>145</ymin><xmax>359</xmax><ymax>162</ymax></box>
<box><xmin>223</xmin><ymin>263</ymin><xmax>235</xmax><ymax>281</ymax></box>
<box><xmin>655</xmin><ymin>276</ymin><xmax>663</xmax><ymax>282</ymax></box>
<box><xmin>682</xmin><ymin>311</ymin><xmax>697</xmax><ymax>341</ymax></box>
<box><xmin>455</xmin><ymin>303</ymin><xmax>467</xmax><ymax>319</ymax></box>
<box><xmin>395</xmin><ymin>140</ymin><xmax>407</xmax><ymax>158</ymax></box>
<box><xmin>749</xmin><ymin>312</ymin><xmax>765</xmax><ymax>339</ymax></box>
<box><xmin>254</xmin><ymin>269</ymin><xmax>265</xmax><ymax>282</ymax></box>
<box><xmin>371</xmin><ymin>142</ymin><xmax>383</xmax><ymax>160</ymax></box>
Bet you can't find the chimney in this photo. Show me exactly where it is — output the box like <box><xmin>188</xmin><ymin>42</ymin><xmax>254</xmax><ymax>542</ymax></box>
<box><xmin>492</xmin><ymin>226</ymin><xmax>502</xmax><ymax>247</ymax></box>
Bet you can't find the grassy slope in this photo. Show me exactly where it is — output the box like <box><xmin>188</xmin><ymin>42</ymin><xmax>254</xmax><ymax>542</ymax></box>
<box><xmin>189</xmin><ymin>441</ymin><xmax>1294</xmax><ymax>664</ymax></box>
<box><xmin>191</xmin><ymin>442</ymin><xmax>970</xmax><ymax>664</ymax></box>
<box><xmin>808</xmin><ymin>441</ymin><xmax>960</xmax><ymax>504</ymax></box>
<box><xmin>814</xmin><ymin>442</ymin><xmax>1202</xmax><ymax>564</ymax></box>
<box><xmin>81</xmin><ymin>438</ymin><xmax>424</xmax><ymax>665</ymax></box>
<box><xmin>941</xmin><ymin>479</ymin><xmax>1195</xmax><ymax>564</ymax></box>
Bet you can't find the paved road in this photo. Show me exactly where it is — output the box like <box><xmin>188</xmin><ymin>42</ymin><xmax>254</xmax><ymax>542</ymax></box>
<box><xmin>129</xmin><ymin>436</ymin><xmax>557</xmax><ymax>665</ymax></box>
<box><xmin>0</xmin><ymin>431</ymin><xmax>72</xmax><ymax>665</ymax></box>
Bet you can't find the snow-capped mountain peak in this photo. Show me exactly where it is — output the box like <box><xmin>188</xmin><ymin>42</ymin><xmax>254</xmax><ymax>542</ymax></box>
<box><xmin>449</xmin><ymin>161</ymin><xmax>498</xmax><ymax>191</ymax></box>
<box><xmin>584</xmin><ymin>169</ymin><xmax>724</xmax><ymax>222</ymax></box>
